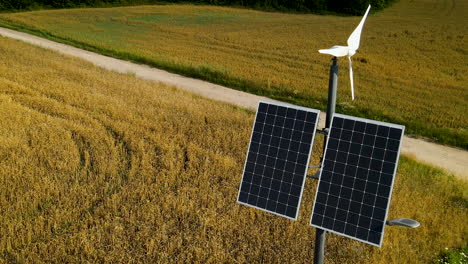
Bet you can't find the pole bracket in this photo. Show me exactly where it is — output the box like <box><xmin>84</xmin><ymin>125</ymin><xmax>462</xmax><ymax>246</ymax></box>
<box><xmin>316</xmin><ymin>128</ymin><xmax>329</xmax><ymax>135</ymax></box>
<box><xmin>307</xmin><ymin>170</ymin><xmax>321</xmax><ymax>180</ymax></box>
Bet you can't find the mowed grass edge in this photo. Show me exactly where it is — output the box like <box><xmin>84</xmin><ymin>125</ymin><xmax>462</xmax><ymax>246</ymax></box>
<box><xmin>0</xmin><ymin>9</ymin><xmax>466</xmax><ymax>149</ymax></box>
<box><xmin>0</xmin><ymin>36</ymin><xmax>466</xmax><ymax>263</ymax></box>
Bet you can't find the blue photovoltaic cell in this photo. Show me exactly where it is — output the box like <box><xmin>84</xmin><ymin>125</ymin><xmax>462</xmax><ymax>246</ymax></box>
<box><xmin>310</xmin><ymin>113</ymin><xmax>404</xmax><ymax>247</ymax></box>
<box><xmin>237</xmin><ymin>101</ymin><xmax>320</xmax><ymax>219</ymax></box>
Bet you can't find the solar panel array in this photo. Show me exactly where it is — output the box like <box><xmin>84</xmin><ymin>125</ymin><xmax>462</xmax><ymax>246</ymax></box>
<box><xmin>237</xmin><ymin>101</ymin><xmax>320</xmax><ymax>219</ymax></box>
<box><xmin>310</xmin><ymin>113</ymin><xmax>404</xmax><ymax>247</ymax></box>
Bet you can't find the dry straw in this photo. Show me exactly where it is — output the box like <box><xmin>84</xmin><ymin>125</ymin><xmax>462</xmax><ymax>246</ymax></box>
<box><xmin>0</xmin><ymin>34</ymin><xmax>466</xmax><ymax>263</ymax></box>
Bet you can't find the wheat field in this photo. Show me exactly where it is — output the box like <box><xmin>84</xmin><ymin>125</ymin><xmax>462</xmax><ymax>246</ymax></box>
<box><xmin>0</xmin><ymin>35</ymin><xmax>466</xmax><ymax>263</ymax></box>
<box><xmin>0</xmin><ymin>0</ymin><xmax>466</xmax><ymax>148</ymax></box>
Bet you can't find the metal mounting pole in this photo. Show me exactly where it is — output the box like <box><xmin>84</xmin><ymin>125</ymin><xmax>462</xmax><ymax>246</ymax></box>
<box><xmin>314</xmin><ymin>57</ymin><xmax>339</xmax><ymax>264</ymax></box>
<box><xmin>314</xmin><ymin>228</ymin><xmax>326</xmax><ymax>264</ymax></box>
<box><xmin>325</xmin><ymin>57</ymin><xmax>338</xmax><ymax>128</ymax></box>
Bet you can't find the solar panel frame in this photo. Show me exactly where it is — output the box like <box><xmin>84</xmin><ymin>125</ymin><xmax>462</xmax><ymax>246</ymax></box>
<box><xmin>237</xmin><ymin>100</ymin><xmax>320</xmax><ymax>220</ymax></box>
<box><xmin>310</xmin><ymin>113</ymin><xmax>405</xmax><ymax>247</ymax></box>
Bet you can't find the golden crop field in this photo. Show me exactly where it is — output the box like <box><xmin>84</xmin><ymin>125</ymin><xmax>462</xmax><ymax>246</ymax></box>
<box><xmin>0</xmin><ymin>0</ymin><xmax>466</xmax><ymax>148</ymax></box>
<box><xmin>0</xmin><ymin>35</ymin><xmax>466</xmax><ymax>263</ymax></box>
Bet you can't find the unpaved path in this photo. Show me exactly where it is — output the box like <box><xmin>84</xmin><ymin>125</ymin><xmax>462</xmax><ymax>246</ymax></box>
<box><xmin>1</xmin><ymin>27</ymin><xmax>466</xmax><ymax>180</ymax></box>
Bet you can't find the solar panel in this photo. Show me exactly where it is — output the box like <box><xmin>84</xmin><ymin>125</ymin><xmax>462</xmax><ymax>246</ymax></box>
<box><xmin>310</xmin><ymin>113</ymin><xmax>405</xmax><ymax>247</ymax></box>
<box><xmin>237</xmin><ymin>100</ymin><xmax>320</xmax><ymax>219</ymax></box>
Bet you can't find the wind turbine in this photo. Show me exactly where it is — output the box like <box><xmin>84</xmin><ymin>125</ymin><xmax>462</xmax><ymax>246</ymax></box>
<box><xmin>319</xmin><ymin>5</ymin><xmax>371</xmax><ymax>100</ymax></box>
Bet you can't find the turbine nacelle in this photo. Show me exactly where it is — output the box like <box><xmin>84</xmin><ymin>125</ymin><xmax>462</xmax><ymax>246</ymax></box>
<box><xmin>318</xmin><ymin>5</ymin><xmax>371</xmax><ymax>100</ymax></box>
<box><xmin>319</xmin><ymin>46</ymin><xmax>356</xmax><ymax>57</ymax></box>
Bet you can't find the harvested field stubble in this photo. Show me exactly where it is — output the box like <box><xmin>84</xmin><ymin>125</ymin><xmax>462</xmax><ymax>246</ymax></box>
<box><xmin>0</xmin><ymin>37</ymin><xmax>466</xmax><ymax>263</ymax></box>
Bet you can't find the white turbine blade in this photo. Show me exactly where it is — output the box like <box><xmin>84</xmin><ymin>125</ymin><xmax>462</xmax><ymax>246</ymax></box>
<box><xmin>348</xmin><ymin>56</ymin><xmax>355</xmax><ymax>100</ymax></box>
<box><xmin>347</xmin><ymin>5</ymin><xmax>371</xmax><ymax>51</ymax></box>
<box><xmin>318</xmin><ymin>45</ymin><xmax>350</xmax><ymax>57</ymax></box>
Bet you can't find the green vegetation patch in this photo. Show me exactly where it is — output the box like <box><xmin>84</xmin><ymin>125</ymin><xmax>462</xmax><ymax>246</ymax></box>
<box><xmin>434</xmin><ymin>246</ymin><xmax>468</xmax><ymax>264</ymax></box>
<box><xmin>131</xmin><ymin>12</ymin><xmax>240</xmax><ymax>26</ymax></box>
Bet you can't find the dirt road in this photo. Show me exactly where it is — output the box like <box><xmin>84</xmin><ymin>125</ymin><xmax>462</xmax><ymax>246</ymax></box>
<box><xmin>0</xmin><ymin>27</ymin><xmax>466</xmax><ymax>179</ymax></box>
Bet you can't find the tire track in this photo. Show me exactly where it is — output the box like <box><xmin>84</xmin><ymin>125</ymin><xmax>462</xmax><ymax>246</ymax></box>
<box><xmin>0</xmin><ymin>79</ymin><xmax>140</xmax><ymax>225</ymax></box>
